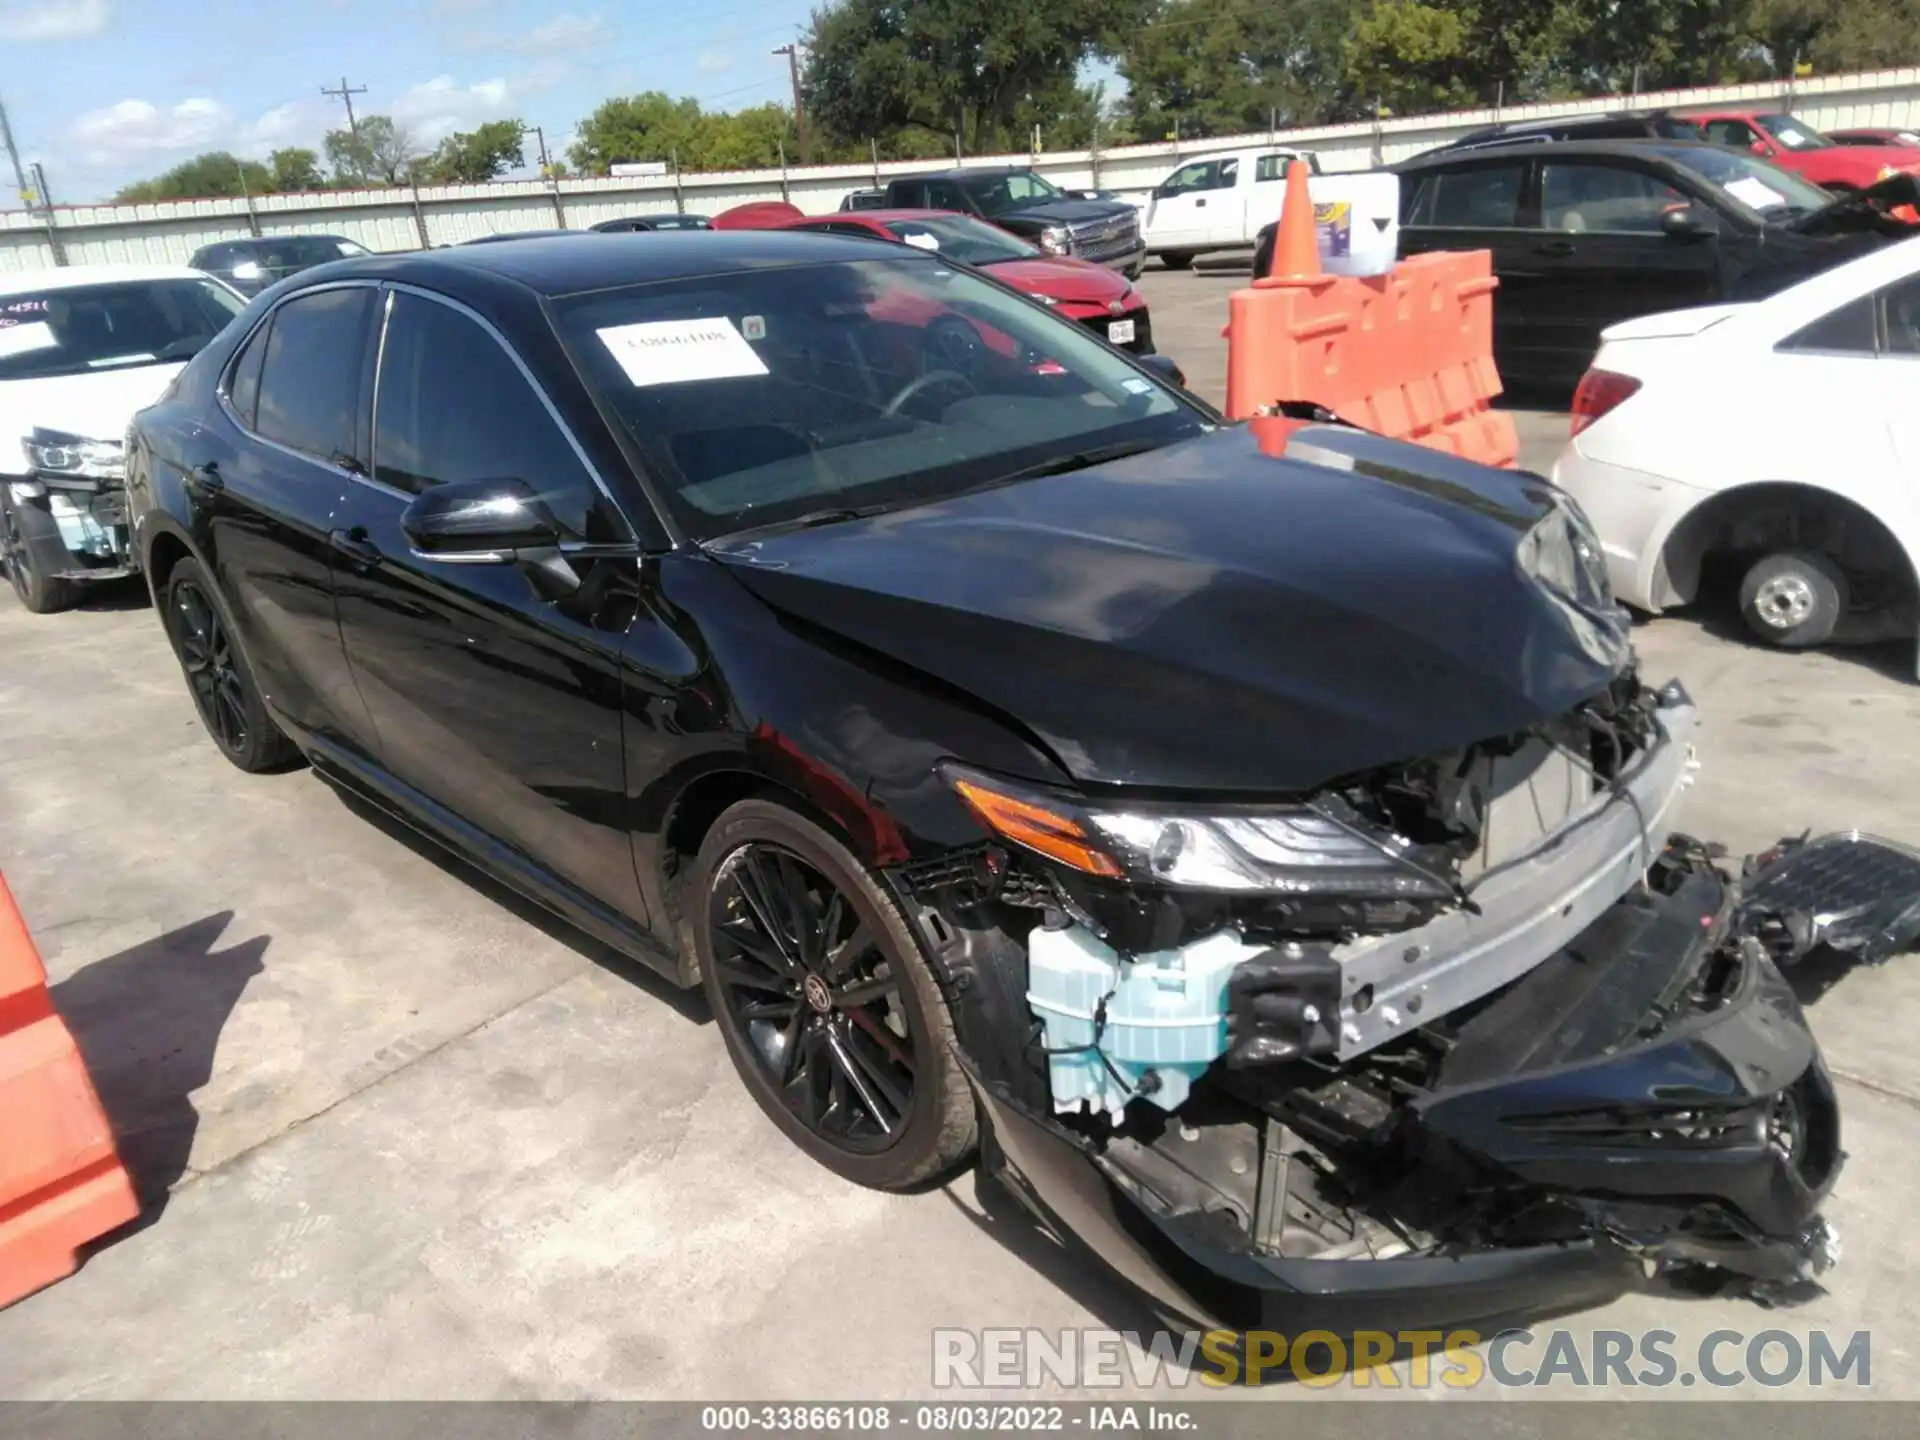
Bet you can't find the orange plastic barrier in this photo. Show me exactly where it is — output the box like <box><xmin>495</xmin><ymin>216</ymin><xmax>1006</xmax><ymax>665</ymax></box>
<box><xmin>1226</xmin><ymin>164</ymin><xmax>1519</xmax><ymax>468</ymax></box>
<box><xmin>0</xmin><ymin>873</ymin><xmax>138</xmax><ymax>1309</ymax></box>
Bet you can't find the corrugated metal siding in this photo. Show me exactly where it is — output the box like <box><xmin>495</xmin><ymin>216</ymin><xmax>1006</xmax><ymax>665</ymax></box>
<box><xmin>9</xmin><ymin>66</ymin><xmax>1920</xmax><ymax>272</ymax></box>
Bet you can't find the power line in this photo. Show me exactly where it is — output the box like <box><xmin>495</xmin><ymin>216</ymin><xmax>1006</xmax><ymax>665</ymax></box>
<box><xmin>320</xmin><ymin>76</ymin><xmax>369</xmax><ymax>137</ymax></box>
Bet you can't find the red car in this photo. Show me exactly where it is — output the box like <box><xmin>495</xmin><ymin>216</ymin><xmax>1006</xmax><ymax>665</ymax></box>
<box><xmin>1825</xmin><ymin>127</ymin><xmax>1920</xmax><ymax>150</ymax></box>
<box><xmin>773</xmin><ymin>209</ymin><xmax>1154</xmax><ymax>356</ymax></box>
<box><xmin>1690</xmin><ymin>110</ymin><xmax>1920</xmax><ymax>191</ymax></box>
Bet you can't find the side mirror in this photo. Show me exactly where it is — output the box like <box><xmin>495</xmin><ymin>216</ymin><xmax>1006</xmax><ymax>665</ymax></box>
<box><xmin>1749</xmin><ymin>139</ymin><xmax>1771</xmax><ymax>156</ymax></box>
<box><xmin>1661</xmin><ymin>204</ymin><xmax>1718</xmax><ymax>239</ymax></box>
<box><xmin>400</xmin><ymin>478</ymin><xmax>561</xmax><ymax>555</ymax></box>
<box><xmin>1137</xmin><ymin>352</ymin><xmax>1188</xmax><ymax>388</ymax></box>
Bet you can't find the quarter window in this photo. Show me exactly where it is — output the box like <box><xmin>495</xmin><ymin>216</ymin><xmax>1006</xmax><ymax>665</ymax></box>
<box><xmin>372</xmin><ymin>292</ymin><xmax>611</xmax><ymax>541</ymax></box>
<box><xmin>253</xmin><ymin>287</ymin><xmax>374</xmax><ymax>466</ymax></box>
<box><xmin>226</xmin><ymin>318</ymin><xmax>271</xmax><ymax>427</ymax></box>
<box><xmin>1779</xmin><ymin>297</ymin><xmax>1876</xmax><ymax>355</ymax></box>
<box><xmin>1540</xmin><ymin>164</ymin><xmax>1688</xmax><ymax>233</ymax></box>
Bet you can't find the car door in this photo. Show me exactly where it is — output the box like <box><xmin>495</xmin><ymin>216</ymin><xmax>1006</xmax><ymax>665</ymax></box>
<box><xmin>1528</xmin><ymin>158</ymin><xmax>1722</xmax><ymax>386</ymax></box>
<box><xmin>1398</xmin><ymin>156</ymin><xmax>1542</xmax><ymax>382</ymax></box>
<box><xmin>1147</xmin><ymin>159</ymin><xmax>1233</xmax><ymax>249</ymax></box>
<box><xmin>1245</xmin><ymin>153</ymin><xmax>1296</xmax><ymax>241</ymax></box>
<box><xmin>327</xmin><ymin>286</ymin><xmax>648</xmax><ymax>920</ymax></box>
<box><xmin>196</xmin><ymin>282</ymin><xmax>382</xmax><ymax>758</ymax></box>
<box><xmin>1703</xmin><ymin>117</ymin><xmax>1770</xmax><ymax>159</ymax></box>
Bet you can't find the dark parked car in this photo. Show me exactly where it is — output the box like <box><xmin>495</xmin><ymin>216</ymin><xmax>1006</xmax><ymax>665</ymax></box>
<box><xmin>590</xmin><ymin>213</ymin><xmax>711</xmax><ymax>233</ymax></box>
<box><xmin>838</xmin><ymin>188</ymin><xmax>889</xmax><ymax>211</ymax></box>
<box><xmin>458</xmin><ymin>229</ymin><xmax>586</xmax><ymax>245</ymax></box>
<box><xmin>1257</xmin><ymin>139</ymin><xmax>1916</xmax><ymax>390</ymax></box>
<box><xmin>1426</xmin><ymin>109</ymin><xmax>1704</xmax><ymax>154</ymax></box>
<box><xmin>881</xmin><ymin>167</ymin><xmax>1145</xmax><ymax>276</ymax></box>
<box><xmin>123</xmin><ymin>231</ymin><xmax>1841</xmax><ymax>1327</ymax></box>
<box><xmin>189</xmin><ymin>234</ymin><xmax>371</xmax><ymax>296</ymax></box>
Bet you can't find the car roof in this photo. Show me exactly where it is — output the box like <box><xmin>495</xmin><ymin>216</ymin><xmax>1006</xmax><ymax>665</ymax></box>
<box><xmin>308</xmin><ymin>229</ymin><xmax>923</xmax><ymax>298</ymax></box>
<box><xmin>0</xmin><ymin>262</ymin><xmax>209</xmax><ymax>296</ymax></box>
<box><xmin>787</xmin><ymin>209</ymin><xmax>973</xmax><ymax>226</ymax></box>
<box><xmin>1397</xmin><ymin>137</ymin><xmax>1712</xmax><ymax>170</ymax></box>
<box><xmin>197</xmin><ymin>234</ymin><xmax>354</xmax><ymax>249</ymax></box>
<box><xmin>896</xmin><ymin>167</ymin><xmax>1028</xmax><ymax>181</ymax></box>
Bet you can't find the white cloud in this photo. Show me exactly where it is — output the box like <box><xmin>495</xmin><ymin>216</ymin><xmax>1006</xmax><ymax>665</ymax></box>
<box><xmin>697</xmin><ymin>50</ymin><xmax>734</xmax><ymax>76</ymax></box>
<box><xmin>0</xmin><ymin>0</ymin><xmax>110</xmax><ymax>41</ymax></box>
<box><xmin>390</xmin><ymin>74</ymin><xmax>523</xmax><ymax>147</ymax></box>
<box><xmin>457</xmin><ymin>9</ymin><xmax>608</xmax><ymax>56</ymax></box>
<box><xmin>70</xmin><ymin>96</ymin><xmax>231</xmax><ymax>166</ymax></box>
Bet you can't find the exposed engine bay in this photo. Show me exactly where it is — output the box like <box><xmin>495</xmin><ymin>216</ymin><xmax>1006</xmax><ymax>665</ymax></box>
<box><xmin>892</xmin><ymin>674</ymin><xmax>1901</xmax><ymax>1323</ymax></box>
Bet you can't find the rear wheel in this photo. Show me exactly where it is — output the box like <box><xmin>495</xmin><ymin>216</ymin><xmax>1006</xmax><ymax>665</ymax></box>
<box><xmin>160</xmin><ymin>557</ymin><xmax>300</xmax><ymax>771</ymax></box>
<box><xmin>1</xmin><ymin>491</ymin><xmax>83</xmax><ymax>614</ymax></box>
<box><xmin>693</xmin><ymin>799</ymin><xmax>976</xmax><ymax>1190</ymax></box>
<box><xmin>1739</xmin><ymin>550</ymin><xmax>1848</xmax><ymax>648</ymax></box>
<box><xmin>1159</xmin><ymin>251</ymin><xmax>1194</xmax><ymax>271</ymax></box>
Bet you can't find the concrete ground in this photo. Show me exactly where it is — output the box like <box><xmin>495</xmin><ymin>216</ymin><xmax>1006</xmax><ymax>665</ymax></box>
<box><xmin>1</xmin><ymin>264</ymin><xmax>1918</xmax><ymax>1402</ymax></box>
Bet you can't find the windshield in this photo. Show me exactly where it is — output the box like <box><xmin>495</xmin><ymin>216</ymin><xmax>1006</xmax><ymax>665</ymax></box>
<box><xmin>959</xmin><ymin>171</ymin><xmax>1064</xmax><ymax>215</ymax></box>
<box><xmin>0</xmin><ymin>278</ymin><xmax>244</xmax><ymax>381</ymax></box>
<box><xmin>556</xmin><ymin>256</ymin><xmax>1203</xmax><ymax>541</ymax></box>
<box><xmin>877</xmin><ymin>215</ymin><xmax>1039</xmax><ymax>266</ymax></box>
<box><xmin>1648</xmin><ymin>143</ymin><xmax>1836</xmax><ymax>217</ymax></box>
<box><xmin>1757</xmin><ymin>114</ymin><xmax>1833</xmax><ymax>151</ymax></box>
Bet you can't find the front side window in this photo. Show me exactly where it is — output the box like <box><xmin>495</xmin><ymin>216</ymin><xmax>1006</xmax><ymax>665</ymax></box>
<box><xmin>1704</xmin><ymin>119</ymin><xmax>1761</xmax><ymax>149</ymax></box>
<box><xmin>252</xmin><ymin>286</ymin><xmax>373</xmax><ymax>465</ymax></box>
<box><xmin>962</xmin><ymin>172</ymin><xmax>1062</xmax><ymax>213</ymax></box>
<box><xmin>1541</xmin><ymin>163</ymin><xmax>1688</xmax><ymax>233</ymax></box>
<box><xmin>1408</xmin><ymin>163</ymin><xmax>1526</xmax><ymax>228</ymax></box>
<box><xmin>0</xmin><ymin>279</ymin><xmax>244</xmax><ymax>381</ymax></box>
<box><xmin>373</xmin><ymin>292</ymin><xmax>614</xmax><ymax>541</ymax></box>
<box><xmin>556</xmin><ymin>256</ymin><xmax>1205</xmax><ymax>541</ymax></box>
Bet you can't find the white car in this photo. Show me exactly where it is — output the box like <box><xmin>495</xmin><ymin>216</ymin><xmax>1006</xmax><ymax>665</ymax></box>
<box><xmin>1552</xmin><ymin>234</ymin><xmax>1920</xmax><ymax>664</ymax></box>
<box><xmin>1</xmin><ymin>263</ymin><xmax>245</xmax><ymax>613</ymax></box>
<box><xmin>1141</xmin><ymin>146</ymin><xmax>1318</xmax><ymax>266</ymax></box>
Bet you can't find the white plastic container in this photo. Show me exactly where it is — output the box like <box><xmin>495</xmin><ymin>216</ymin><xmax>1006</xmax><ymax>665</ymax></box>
<box><xmin>1026</xmin><ymin>924</ymin><xmax>1267</xmax><ymax>1121</ymax></box>
<box><xmin>1307</xmin><ymin>172</ymin><xmax>1401</xmax><ymax>278</ymax></box>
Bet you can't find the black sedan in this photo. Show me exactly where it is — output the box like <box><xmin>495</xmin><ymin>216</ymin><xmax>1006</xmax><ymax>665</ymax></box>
<box><xmin>189</xmin><ymin>234</ymin><xmax>372</xmax><ymax>296</ymax></box>
<box><xmin>124</xmin><ymin>232</ymin><xmax>1841</xmax><ymax>1328</ymax></box>
<box><xmin>1254</xmin><ymin>139</ymin><xmax>1914</xmax><ymax>391</ymax></box>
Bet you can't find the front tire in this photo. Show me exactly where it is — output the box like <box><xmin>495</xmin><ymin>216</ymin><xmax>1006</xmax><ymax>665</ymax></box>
<box><xmin>1159</xmin><ymin>251</ymin><xmax>1194</xmax><ymax>271</ymax></box>
<box><xmin>1739</xmin><ymin>550</ymin><xmax>1848</xmax><ymax>648</ymax></box>
<box><xmin>692</xmin><ymin>798</ymin><xmax>977</xmax><ymax>1190</ymax></box>
<box><xmin>160</xmin><ymin>557</ymin><xmax>300</xmax><ymax>772</ymax></box>
<box><xmin>1</xmin><ymin>491</ymin><xmax>83</xmax><ymax>614</ymax></box>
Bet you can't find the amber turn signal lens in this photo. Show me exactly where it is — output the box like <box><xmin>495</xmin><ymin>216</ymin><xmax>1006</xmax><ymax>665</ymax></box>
<box><xmin>951</xmin><ymin>778</ymin><xmax>1123</xmax><ymax>879</ymax></box>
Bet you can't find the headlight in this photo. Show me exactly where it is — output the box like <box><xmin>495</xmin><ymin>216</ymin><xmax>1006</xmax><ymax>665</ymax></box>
<box><xmin>22</xmin><ymin>427</ymin><xmax>125</xmax><ymax>481</ymax></box>
<box><xmin>942</xmin><ymin>764</ymin><xmax>1453</xmax><ymax>898</ymax></box>
<box><xmin>1038</xmin><ymin>224</ymin><xmax>1073</xmax><ymax>256</ymax></box>
<box><xmin>230</xmin><ymin>260</ymin><xmax>264</xmax><ymax>280</ymax></box>
<box><xmin>1517</xmin><ymin>493</ymin><xmax>1611</xmax><ymax>612</ymax></box>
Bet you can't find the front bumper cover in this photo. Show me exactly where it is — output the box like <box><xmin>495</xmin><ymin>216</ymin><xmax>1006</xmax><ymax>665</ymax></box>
<box><xmin>964</xmin><ymin>859</ymin><xmax>1842</xmax><ymax>1334</ymax></box>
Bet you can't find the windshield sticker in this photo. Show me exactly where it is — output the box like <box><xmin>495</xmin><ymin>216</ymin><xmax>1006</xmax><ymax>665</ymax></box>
<box><xmin>1121</xmin><ymin>377</ymin><xmax>1153</xmax><ymax>394</ymax></box>
<box><xmin>741</xmin><ymin>314</ymin><xmax>766</xmax><ymax>340</ymax></box>
<box><xmin>0</xmin><ymin>320</ymin><xmax>58</xmax><ymax>359</ymax></box>
<box><xmin>596</xmin><ymin>317</ymin><xmax>770</xmax><ymax>387</ymax></box>
<box><xmin>1726</xmin><ymin>176</ymin><xmax>1788</xmax><ymax>210</ymax></box>
<box><xmin>901</xmin><ymin>232</ymin><xmax>941</xmax><ymax>251</ymax></box>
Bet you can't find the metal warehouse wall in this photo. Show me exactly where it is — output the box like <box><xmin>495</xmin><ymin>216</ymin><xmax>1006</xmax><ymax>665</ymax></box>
<box><xmin>8</xmin><ymin>65</ymin><xmax>1920</xmax><ymax>273</ymax></box>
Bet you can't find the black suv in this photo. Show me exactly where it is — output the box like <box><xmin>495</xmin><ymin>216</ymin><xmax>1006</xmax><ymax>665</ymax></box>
<box><xmin>880</xmin><ymin>167</ymin><xmax>1145</xmax><ymax>275</ymax></box>
<box><xmin>188</xmin><ymin>235</ymin><xmax>371</xmax><ymax>296</ymax></box>
<box><xmin>1428</xmin><ymin>109</ymin><xmax>1704</xmax><ymax>155</ymax></box>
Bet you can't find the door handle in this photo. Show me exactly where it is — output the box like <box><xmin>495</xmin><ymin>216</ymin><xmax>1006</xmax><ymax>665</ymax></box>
<box><xmin>1534</xmin><ymin>239</ymin><xmax>1576</xmax><ymax>257</ymax></box>
<box><xmin>1195</xmin><ymin>197</ymin><xmax>1207</xmax><ymax>207</ymax></box>
<box><xmin>328</xmin><ymin>526</ymin><xmax>384</xmax><ymax>568</ymax></box>
<box><xmin>185</xmin><ymin>460</ymin><xmax>224</xmax><ymax>494</ymax></box>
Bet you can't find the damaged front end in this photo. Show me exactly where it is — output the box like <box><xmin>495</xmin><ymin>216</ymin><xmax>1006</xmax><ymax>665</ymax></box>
<box><xmin>5</xmin><ymin>429</ymin><xmax>137</xmax><ymax>582</ymax></box>
<box><xmin>894</xmin><ymin>676</ymin><xmax>1848</xmax><ymax>1332</ymax></box>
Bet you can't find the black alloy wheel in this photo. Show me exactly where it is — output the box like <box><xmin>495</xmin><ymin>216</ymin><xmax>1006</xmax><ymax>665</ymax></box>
<box><xmin>161</xmin><ymin>558</ymin><xmax>299</xmax><ymax>772</ymax></box>
<box><xmin>693</xmin><ymin>799</ymin><xmax>976</xmax><ymax>1189</ymax></box>
<box><xmin>1</xmin><ymin>490</ymin><xmax>81</xmax><ymax>614</ymax></box>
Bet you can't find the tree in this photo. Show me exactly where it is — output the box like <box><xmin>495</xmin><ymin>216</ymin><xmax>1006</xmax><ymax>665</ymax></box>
<box><xmin>325</xmin><ymin>115</ymin><xmax>419</xmax><ymax>186</ymax></box>
<box><xmin>267</xmin><ymin>147</ymin><xmax>325</xmax><ymax>192</ymax></box>
<box><xmin>701</xmin><ymin>104</ymin><xmax>801</xmax><ymax>168</ymax></box>
<box><xmin>419</xmin><ymin>120</ymin><xmax>528</xmax><ymax>184</ymax></box>
<box><xmin>568</xmin><ymin>92</ymin><xmax>711</xmax><ymax>173</ymax></box>
<box><xmin>115</xmin><ymin>151</ymin><xmax>272</xmax><ymax>203</ymax></box>
<box><xmin>802</xmin><ymin>0</ymin><xmax>1149</xmax><ymax>156</ymax></box>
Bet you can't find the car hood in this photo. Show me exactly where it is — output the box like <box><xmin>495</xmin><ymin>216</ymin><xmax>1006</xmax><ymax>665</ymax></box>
<box><xmin>0</xmin><ymin>363</ymin><xmax>185</xmax><ymax>476</ymax></box>
<box><xmin>994</xmin><ymin>198</ymin><xmax>1135</xmax><ymax>227</ymax></box>
<box><xmin>713</xmin><ymin>425</ymin><xmax>1631</xmax><ymax>793</ymax></box>
<box><xmin>1789</xmin><ymin>172</ymin><xmax>1920</xmax><ymax>234</ymax></box>
<box><xmin>981</xmin><ymin>256</ymin><xmax>1136</xmax><ymax>304</ymax></box>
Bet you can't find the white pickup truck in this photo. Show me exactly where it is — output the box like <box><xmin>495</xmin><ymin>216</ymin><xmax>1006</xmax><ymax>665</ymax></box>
<box><xmin>1141</xmin><ymin>147</ymin><xmax>1321</xmax><ymax>267</ymax></box>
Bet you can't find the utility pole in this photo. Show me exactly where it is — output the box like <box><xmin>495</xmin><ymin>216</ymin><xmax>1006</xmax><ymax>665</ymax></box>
<box><xmin>534</xmin><ymin>125</ymin><xmax>565</xmax><ymax>227</ymax></box>
<box><xmin>321</xmin><ymin>76</ymin><xmax>368</xmax><ymax>137</ymax></box>
<box><xmin>773</xmin><ymin>43</ymin><xmax>810</xmax><ymax>163</ymax></box>
<box><xmin>30</xmin><ymin>161</ymin><xmax>65</xmax><ymax>266</ymax></box>
<box><xmin>0</xmin><ymin>91</ymin><xmax>31</xmax><ymax>210</ymax></box>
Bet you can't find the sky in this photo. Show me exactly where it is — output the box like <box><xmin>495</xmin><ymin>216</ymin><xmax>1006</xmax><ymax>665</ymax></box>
<box><xmin>0</xmin><ymin>0</ymin><xmax>819</xmax><ymax>202</ymax></box>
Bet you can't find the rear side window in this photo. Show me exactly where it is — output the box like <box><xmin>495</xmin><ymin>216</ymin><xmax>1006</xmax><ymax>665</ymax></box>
<box><xmin>1541</xmin><ymin>163</ymin><xmax>1688</xmax><ymax>233</ymax></box>
<box><xmin>226</xmin><ymin>318</ymin><xmax>271</xmax><ymax>426</ymax></box>
<box><xmin>1780</xmin><ymin>296</ymin><xmax>1876</xmax><ymax>355</ymax></box>
<box><xmin>253</xmin><ymin>287</ymin><xmax>374</xmax><ymax>465</ymax></box>
<box><xmin>1256</xmin><ymin>154</ymin><xmax>1307</xmax><ymax>183</ymax></box>
<box><xmin>373</xmin><ymin>292</ymin><xmax>613</xmax><ymax>541</ymax></box>
<box><xmin>1408</xmin><ymin>164</ymin><xmax>1526</xmax><ymax>227</ymax></box>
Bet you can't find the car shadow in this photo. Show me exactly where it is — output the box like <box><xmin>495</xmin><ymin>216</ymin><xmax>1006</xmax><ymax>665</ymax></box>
<box><xmin>325</xmin><ymin>783</ymin><xmax>710</xmax><ymax>1026</ymax></box>
<box><xmin>72</xmin><ymin>577</ymin><xmax>153</xmax><ymax>613</ymax></box>
<box><xmin>1681</xmin><ymin>569</ymin><xmax>1915</xmax><ymax>683</ymax></box>
<box><xmin>51</xmin><ymin>912</ymin><xmax>269</xmax><ymax>1222</ymax></box>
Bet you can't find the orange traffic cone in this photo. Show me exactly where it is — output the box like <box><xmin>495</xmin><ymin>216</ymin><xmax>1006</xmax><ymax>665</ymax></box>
<box><xmin>1260</xmin><ymin>159</ymin><xmax>1321</xmax><ymax>283</ymax></box>
<box><xmin>0</xmin><ymin>873</ymin><xmax>139</xmax><ymax>1308</ymax></box>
